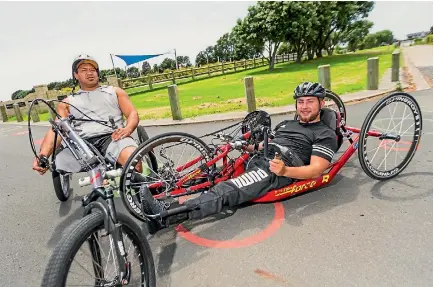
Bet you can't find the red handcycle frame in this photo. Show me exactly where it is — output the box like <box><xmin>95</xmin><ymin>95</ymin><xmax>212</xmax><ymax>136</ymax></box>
<box><xmin>150</xmin><ymin>124</ymin><xmax>383</xmax><ymax>203</ymax></box>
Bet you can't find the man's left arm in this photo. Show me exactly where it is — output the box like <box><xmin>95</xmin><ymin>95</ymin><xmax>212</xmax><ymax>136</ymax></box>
<box><xmin>112</xmin><ymin>87</ymin><xmax>139</xmax><ymax>141</ymax></box>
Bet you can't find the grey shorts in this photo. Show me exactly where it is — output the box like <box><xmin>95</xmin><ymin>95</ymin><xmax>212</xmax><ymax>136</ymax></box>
<box><xmin>55</xmin><ymin>136</ymin><xmax>138</xmax><ymax>173</ymax></box>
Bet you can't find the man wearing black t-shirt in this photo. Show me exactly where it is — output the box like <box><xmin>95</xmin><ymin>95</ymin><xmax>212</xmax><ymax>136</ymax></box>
<box><xmin>143</xmin><ymin>82</ymin><xmax>338</xmax><ymax>231</ymax></box>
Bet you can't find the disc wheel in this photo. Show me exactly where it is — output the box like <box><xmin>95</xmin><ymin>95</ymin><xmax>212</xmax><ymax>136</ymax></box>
<box><xmin>119</xmin><ymin>132</ymin><xmax>213</xmax><ymax>221</ymax></box>
<box><xmin>358</xmin><ymin>92</ymin><xmax>423</xmax><ymax>180</ymax></box>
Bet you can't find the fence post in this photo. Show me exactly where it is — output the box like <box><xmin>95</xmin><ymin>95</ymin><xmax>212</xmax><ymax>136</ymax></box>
<box><xmin>191</xmin><ymin>67</ymin><xmax>195</xmax><ymax>80</ymax></box>
<box><xmin>221</xmin><ymin>62</ymin><xmax>224</xmax><ymax>74</ymax></box>
<box><xmin>244</xmin><ymin>59</ymin><xmax>247</xmax><ymax>69</ymax></box>
<box><xmin>234</xmin><ymin>61</ymin><xmax>237</xmax><ymax>72</ymax></box>
<box><xmin>13</xmin><ymin>104</ymin><xmax>23</xmax><ymax>122</ymax></box>
<box><xmin>148</xmin><ymin>75</ymin><xmax>153</xmax><ymax>90</ymax></box>
<box><xmin>48</xmin><ymin>100</ymin><xmax>57</xmax><ymax>120</ymax></box>
<box><xmin>30</xmin><ymin>104</ymin><xmax>40</xmax><ymax>123</ymax></box>
<box><xmin>318</xmin><ymin>64</ymin><xmax>331</xmax><ymax>90</ymax></box>
<box><xmin>367</xmin><ymin>57</ymin><xmax>379</xmax><ymax>90</ymax></box>
<box><xmin>167</xmin><ymin>84</ymin><xmax>182</xmax><ymax>120</ymax></box>
<box><xmin>208</xmin><ymin>65</ymin><xmax>211</xmax><ymax>77</ymax></box>
<box><xmin>392</xmin><ymin>50</ymin><xmax>400</xmax><ymax>82</ymax></box>
<box><xmin>171</xmin><ymin>71</ymin><xmax>176</xmax><ymax>84</ymax></box>
<box><xmin>244</xmin><ymin>76</ymin><xmax>256</xmax><ymax>113</ymax></box>
<box><xmin>0</xmin><ymin>105</ymin><xmax>8</xmax><ymax>122</ymax></box>
<box><xmin>253</xmin><ymin>58</ymin><xmax>256</xmax><ymax>68</ymax></box>
<box><xmin>262</xmin><ymin>57</ymin><xmax>265</xmax><ymax>66</ymax></box>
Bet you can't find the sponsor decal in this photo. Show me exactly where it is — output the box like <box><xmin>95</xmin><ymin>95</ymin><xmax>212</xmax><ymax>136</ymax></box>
<box><xmin>274</xmin><ymin>180</ymin><xmax>317</xmax><ymax>197</ymax></box>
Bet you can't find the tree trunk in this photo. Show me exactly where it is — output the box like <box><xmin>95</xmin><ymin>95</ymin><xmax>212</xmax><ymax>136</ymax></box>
<box><xmin>327</xmin><ymin>48</ymin><xmax>333</xmax><ymax>56</ymax></box>
<box><xmin>316</xmin><ymin>49</ymin><xmax>323</xmax><ymax>58</ymax></box>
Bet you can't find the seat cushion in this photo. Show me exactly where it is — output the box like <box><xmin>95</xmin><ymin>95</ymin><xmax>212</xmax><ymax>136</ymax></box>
<box><xmin>321</xmin><ymin>108</ymin><xmax>343</xmax><ymax>150</ymax></box>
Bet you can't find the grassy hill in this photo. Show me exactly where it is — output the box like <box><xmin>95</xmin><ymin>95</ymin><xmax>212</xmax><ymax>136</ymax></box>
<box><xmin>128</xmin><ymin>46</ymin><xmax>398</xmax><ymax>120</ymax></box>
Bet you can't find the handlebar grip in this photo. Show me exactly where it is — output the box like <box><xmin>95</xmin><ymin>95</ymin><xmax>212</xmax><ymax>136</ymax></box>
<box><xmin>38</xmin><ymin>155</ymin><xmax>49</xmax><ymax>169</ymax></box>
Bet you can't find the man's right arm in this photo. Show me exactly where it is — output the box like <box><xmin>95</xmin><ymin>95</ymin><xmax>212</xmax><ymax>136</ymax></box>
<box><xmin>33</xmin><ymin>100</ymin><xmax>69</xmax><ymax>174</ymax></box>
<box><xmin>39</xmin><ymin>101</ymin><xmax>70</xmax><ymax>156</ymax></box>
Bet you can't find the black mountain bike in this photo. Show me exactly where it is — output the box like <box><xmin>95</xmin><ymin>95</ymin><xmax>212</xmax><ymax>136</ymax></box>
<box><xmin>28</xmin><ymin>99</ymin><xmax>156</xmax><ymax>287</ymax></box>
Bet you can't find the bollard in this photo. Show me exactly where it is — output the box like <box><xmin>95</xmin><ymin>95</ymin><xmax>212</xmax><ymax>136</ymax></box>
<box><xmin>30</xmin><ymin>104</ymin><xmax>40</xmax><ymax>123</ymax></box>
<box><xmin>244</xmin><ymin>76</ymin><xmax>256</xmax><ymax>113</ymax></box>
<box><xmin>367</xmin><ymin>57</ymin><xmax>379</xmax><ymax>90</ymax></box>
<box><xmin>13</xmin><ymin>104</ymin><xmax>23</xmax><ymax>122</ymax></box>
<box><xmin>392</xmin><ymin>51</ymin><xmax>400</xmax><ymax>82</ymax></box>
<box><xmin>148</xmin><ymin>75</ymin><xmax>153</xmax><ymax>90</ymax></box>
<box><xmin>0</xmin><ymin>105</ymin><xmax>8</xmax><ymax>122</ymax></box>
<box><xmin>167</xmin><ymin>85</ymin><xmax>182</xmax><ymax>120</ymax></box>
<box><xmin>318</xmin><ymin>64</ymin><xmax>331</xmax><ymax>90</ymax></box>
<box><xmin>48</xmin><ymin>100</ymin><xmax>57</xmax><ymax>120</ymax></box>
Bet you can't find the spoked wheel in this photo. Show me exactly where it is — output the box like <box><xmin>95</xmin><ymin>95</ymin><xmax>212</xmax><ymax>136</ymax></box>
<box><xmin>41</xmin><ymin>212</ymin><xmax>156</xmax><ymax>287</ymax></box>
<box><xmin>119</xmin><ymin>132</ymin><xmax>213</xmax><ymax>221</ymax></box>
<box><xmin>358</xmin><ymin>92</ymin><xmax>423</xmax><ymax>180</ymax></box>
<box><xmin>294</xmin><ymin>89</ymin><xmax>347</xmax><ymax>124</ymax></box>
<box><xmin>52</xmin><ymin>170</ymin><xmax>71</xmax><ymax>202</ymax></box>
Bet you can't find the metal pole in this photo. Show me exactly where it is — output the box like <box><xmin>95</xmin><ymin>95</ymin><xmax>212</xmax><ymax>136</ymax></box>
<box><xmin>110</xmin><ymin>54</ymin><xmax>118</xmax><ymax>78</ymax></box>
<box><xmin>174</xmin><ymin>48</ymin><xmax>178</xmax><ymax>70</ymax></box>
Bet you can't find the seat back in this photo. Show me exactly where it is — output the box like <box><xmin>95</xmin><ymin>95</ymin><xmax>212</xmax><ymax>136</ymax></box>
<box><xmin>320</xmin><ymin>108</ymin><xmax>343</xmax><ymax>150</ymax></box>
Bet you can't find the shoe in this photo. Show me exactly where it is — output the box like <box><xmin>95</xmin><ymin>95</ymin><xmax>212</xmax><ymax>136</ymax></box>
<box><xmin>139</xmin><ymin>184</ymin><xmax>189</xmax><ymax>234</ymax></box>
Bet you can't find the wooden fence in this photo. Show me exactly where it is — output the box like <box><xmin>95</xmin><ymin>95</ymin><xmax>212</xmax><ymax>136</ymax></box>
<box><xmin>120</xmin><ymin>53</ymin><xmax>306</xmax><ymax>90</ymax></box>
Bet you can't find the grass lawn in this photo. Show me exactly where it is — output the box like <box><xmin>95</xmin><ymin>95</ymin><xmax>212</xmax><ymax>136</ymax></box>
<box><xmin>128</xmin><ymin>46</ymin><xmax>398</xmax><ymax>120</ymax></box>
<box><xmin>9</xmin><ymin>46</ymin><xmax>399</xmax><ymax>122</ymax></box>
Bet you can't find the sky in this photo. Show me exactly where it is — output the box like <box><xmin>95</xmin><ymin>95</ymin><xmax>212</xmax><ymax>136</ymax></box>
<box><xmin>0</xmin><ymin>1</ymin><xmax>432</xmax><ymax>102</ymax></box>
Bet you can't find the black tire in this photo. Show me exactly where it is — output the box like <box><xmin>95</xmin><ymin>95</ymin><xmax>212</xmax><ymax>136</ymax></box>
<box><xmin>52</xmin><ymin>170</ymin><xmax>70</xmax><ymax>202</ymax></box>
<box><xmin>294</xmin><ymin>89</ymin><xmax>347</xmax><ymax>124</ymax></box>
<box><xmin>358</xmin><ymin>92</ymin><xmax>423</xmax><ymax>180</ymax></box>
<box><xmin>119</xmin><ymin>132</ymin><xmax>212</xmax><ymax>221</ymax></box>
<box><xmin>41</xmin><ymin>212</ymin><xmax>156</xmax><ymax>287</ymax></box>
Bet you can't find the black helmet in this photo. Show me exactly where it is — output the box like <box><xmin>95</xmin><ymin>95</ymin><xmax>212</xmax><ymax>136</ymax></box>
<box><xmin>293</xmin><ymin>82</ymin><xmax>325</xmax><ymax>99</ymax></box>
<box><xmin>72</xmin><ymin>54</ymin><xmax>100</xmax><ymax>79</ymax></box>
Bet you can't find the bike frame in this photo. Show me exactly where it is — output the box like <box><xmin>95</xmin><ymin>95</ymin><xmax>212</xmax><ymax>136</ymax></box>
<box><xmin>50</xmin><ymin>116</ymin><xmax>132</xmax><ymax>284</ymax></box>
<box><xmin>151</xmin><ymin>125</ymin><xmax>383</xmax><ymax>203</ymax></box>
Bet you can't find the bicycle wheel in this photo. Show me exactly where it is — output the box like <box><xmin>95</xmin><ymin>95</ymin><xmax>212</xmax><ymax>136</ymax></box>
<box><xmin>294</xmin><ymin>89</ymin><xmax>347</xmax><ymax>124</ymax></box>
<box><xmin>41</xmin><ymin>212</ymin><xmax>156</xmax><ymax>287</ymax></box>
<box><xmin>119</xmin><ymin>132</ymin><xmax>213</xmax><ymax>221</ymax></box>
<box><xmin>358</xmin><ymin>92</ymin><xmax>423</xmax><ymax>180</ymax></box>
<box><xmin>52</xmin><ymin>170</ymin><xmax>71</xmax><ymax>202</ymax></box>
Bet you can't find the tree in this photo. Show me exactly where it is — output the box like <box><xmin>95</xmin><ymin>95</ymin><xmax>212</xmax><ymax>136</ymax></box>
<box><xmin>277</xmin><ymin>42</ymin><xmax>293</xmax><ymax>55</ymax></box>
<box><xmin>141</xmin><ymin>61</ymin><xmax>151</xmax><ymax>75</ymax></box>
<box><xmin>126</xmin><ymin>66</ymin><xmax>140</xmax><ymax>78</ymax></box>
<box><xmin>374</xmin><ymin>29</ymin><xmax>394</xmax><ymax>45</ymax></box>
<box><xmin>159</xmin><ymin>58</ymin><xmax>176</xmax><ymax>70</ymax></box>
<box><xmin>231</xmin><ymin>18</ymin><xmax>263</xmax><ymax>60</ymax></box>
<box><xmin>312</xmin><ymin>1</ymin><xmax>374</xmax><ymax>57</ymax></box>
<box><xmin>237</xmin><ymin>1</ymin><xmax>289</xmax><ymax>70</ymax></box>
<box><xmin>343</xmin><ymin>20</ymin><xmax>374</xmax><ymax>51</ymax></box>
<box><xmin>176</xmin><ymin>56</ymin><xmax>191</xmax><ymax>68</ymax></box>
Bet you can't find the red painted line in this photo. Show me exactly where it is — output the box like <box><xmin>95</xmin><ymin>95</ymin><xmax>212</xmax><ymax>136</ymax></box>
<box><xmin>175</xmin><ymin>202</ymin><xmax>285</xmax><ymax>249</ymax></box>
<box><xmin>12</xmin><ymin>131</ymin><xmax>29</xmax><ymax>136</ymax></box>
<box><xmin>379</xmin><ymin>139</ymin><xmax>420</xmax><ymax>152</ymax></box>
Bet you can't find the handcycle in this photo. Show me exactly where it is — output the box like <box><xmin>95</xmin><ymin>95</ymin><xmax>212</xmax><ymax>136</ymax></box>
<box><xmin>117</xmin><ymin>91</ymin><xmax>423</xmax><ymax>229</ymax></box>
<box><xmin>27</xmin><ymin>99</ymin><xmax>156</xmax><ymax>287</ymax></box>
<box><xmin>28</xmin><ymin>99</ymin><xmax>156</xmax><ymax>202</ymax></box>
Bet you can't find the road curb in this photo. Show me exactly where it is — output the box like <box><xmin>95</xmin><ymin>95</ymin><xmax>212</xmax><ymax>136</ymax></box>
<box><xmin>0</xmin><ymin>88</ymin><xmax>404</xmax><ymax>128</ymax></box>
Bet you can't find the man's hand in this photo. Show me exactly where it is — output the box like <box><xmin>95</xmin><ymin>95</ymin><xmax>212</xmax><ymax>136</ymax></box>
<box><xmin>32</xmin><ymin>157</ymin><xmax>48</xmax><ymax>175</ymax></box>
<box><xmin>269</xmin><ymin>153</ymin><xmax>286</xmax><ymax>176</ymax></box>
<box><xmin>112</xmin><ymin>127</ymin><xmax>133</xmax><ymax>141</ymax></box>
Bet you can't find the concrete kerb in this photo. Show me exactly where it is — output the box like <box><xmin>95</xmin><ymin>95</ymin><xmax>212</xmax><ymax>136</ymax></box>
<box><xmin>402</xmin><ymin>47</ymin><xmax>432</xmax><ymax>91</ymax></box>
<box><xmin>0</xmin><ymin>87</ymin><xmax>406</xmax><ymax>129</ymax></box>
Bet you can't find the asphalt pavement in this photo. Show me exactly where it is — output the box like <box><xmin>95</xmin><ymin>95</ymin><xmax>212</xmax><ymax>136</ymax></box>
<box><xmin>0</xmin><ymin>89</ymin><xmax>432</xmax><ymax>287</ymax></box>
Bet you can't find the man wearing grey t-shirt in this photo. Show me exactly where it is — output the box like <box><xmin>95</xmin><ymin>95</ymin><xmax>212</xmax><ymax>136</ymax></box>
<box><xmin>32</xmin><ymin>54</ymin><xmax>139</xmax><ymax>175</ymax></box>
